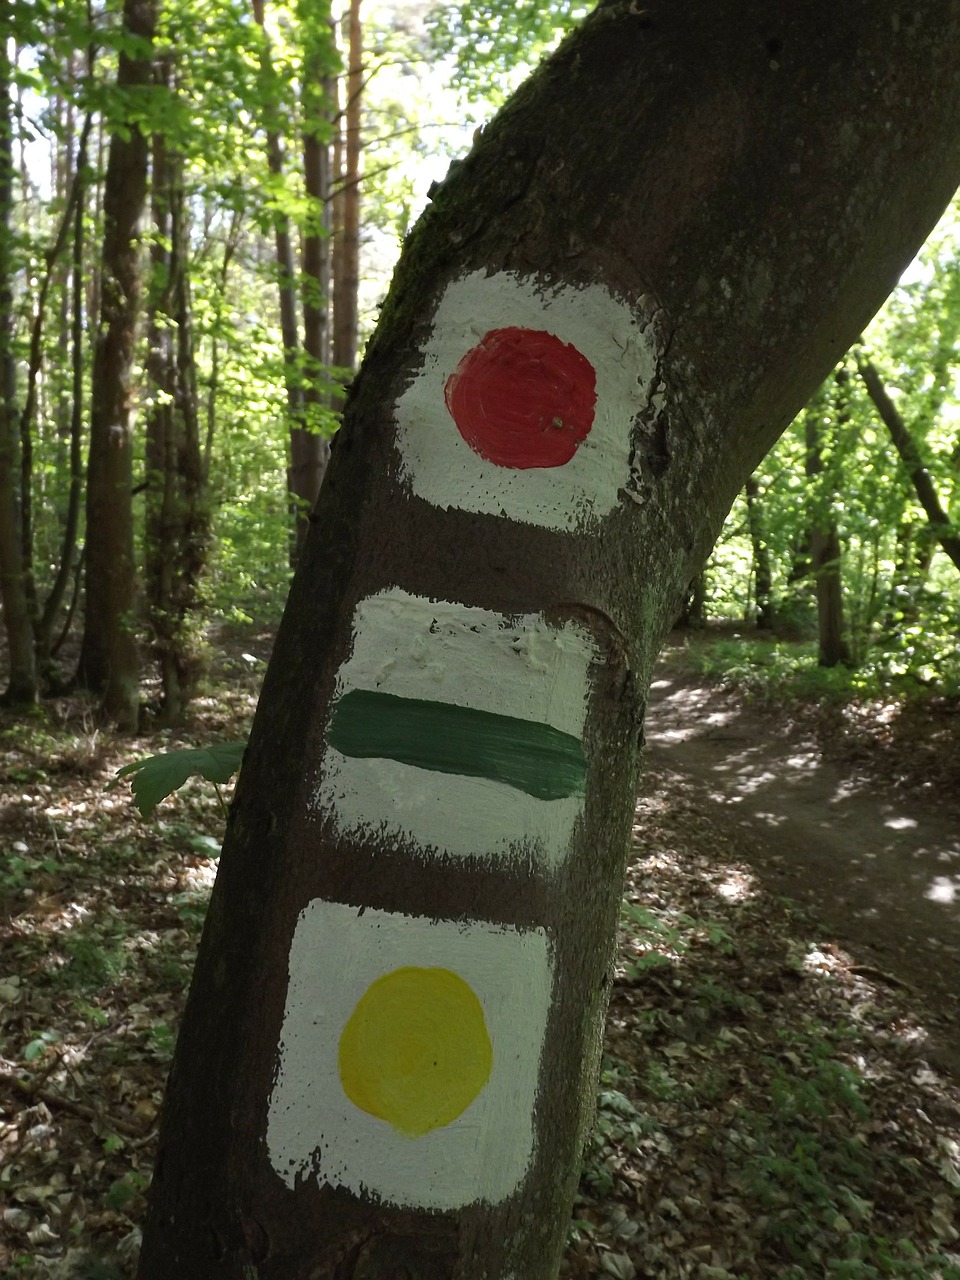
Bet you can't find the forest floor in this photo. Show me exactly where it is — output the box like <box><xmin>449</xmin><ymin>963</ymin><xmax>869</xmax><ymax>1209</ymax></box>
<box><xmin>1</xmin><ymin>626</ymin><xmax>959</xmax><ymax>1278</ymax></box>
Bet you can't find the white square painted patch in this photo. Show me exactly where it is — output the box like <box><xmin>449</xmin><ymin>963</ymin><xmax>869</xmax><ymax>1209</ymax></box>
<box><xmin>393</xmin><ymin>270</ymin><xmax>657</xmax><ymax>531</ymax></box>
<box><xmin>312</xmin><ymin>588</ymin><xmax>597</xmax><ymax>868</ymax></box>
<box><xmin>266</xmin><ymin>899</ymin><xmax>553</xmax><ymax>1209</ymax></box>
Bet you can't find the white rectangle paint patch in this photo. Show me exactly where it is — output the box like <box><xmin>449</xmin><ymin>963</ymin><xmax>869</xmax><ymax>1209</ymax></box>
<box><xmin>312</xmin><ymin>588</ymin><xmax>596</xmax><ymax>866</ymax></box>
<box><xmin>266</xmin><ymin>899</ymin><xmax>553</xmax><ymax>1210</ymax></box>
<box><xmin>394</xmin><ymin>270</ymin><xmax>658</xmax><ymax>532</ymax></box>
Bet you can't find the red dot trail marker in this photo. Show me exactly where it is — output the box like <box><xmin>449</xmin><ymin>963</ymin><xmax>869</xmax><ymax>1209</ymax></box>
<box><xmin>394</xmin><ymin>270</ymin><xmax>658</xmax><ymax>531</ymax></box>
<box><xmin>444</xmin><ymin>326</ymin><xmax>597</xmax><ymax>469</ymax></box>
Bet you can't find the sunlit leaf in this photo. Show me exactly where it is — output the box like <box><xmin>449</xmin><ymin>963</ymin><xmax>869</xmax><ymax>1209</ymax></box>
<box><xmin>110</xmin><ymin>741</ymin><xmax>246</xmax><ymax>817</ymax></box>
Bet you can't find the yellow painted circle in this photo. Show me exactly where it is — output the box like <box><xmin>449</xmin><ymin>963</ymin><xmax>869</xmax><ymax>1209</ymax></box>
<box><xmin>338</xmin><ymin>966</ymin><xmax>493</xmax><ymax>1137</ymax></box>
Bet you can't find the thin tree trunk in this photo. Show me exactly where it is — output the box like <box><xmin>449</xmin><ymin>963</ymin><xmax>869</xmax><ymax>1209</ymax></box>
<box><xmin>805</xmin><ymin>411</ymin><xmax>851</xmax><ymax>667</ymax></box>
<box><xmin>18</xmin><ymin>111</ymin><xmax>94</xmax><ymax>636</ymax></box>
<box><xmin>292</xmin><ymin>2</ymin><xmax>336</xmax><ymax>558</ymax></box>
<box><xmin>75</xmin><ymin>0</ymin><xmax>156</xmax><ymax>729</ymax></box>
<box><xmin>675</xmin><ymin>569</ymin><xmax>707</xmax><ymax>628</ymax></box>
<box><xmin>332</xmin><ymin>0</ymin><xmax>362</xmax><ymax>376</ymax></box>
<box><xmin>882</xmin><ymin>518</ymin><xmax>934</xmax><ymax>634</ymax></box>
<box><xmin>36</xmin><ymin>113</ymin><xmax>91</xmax><ymax>677</ymax></box>
<box><xmin>204</xmin><ymin>203</ymin><xmax>243</xmax><ymax>473</ymax></box>
<box><xmin>857</xmin><ymin>353</ymin><xmax>960</xmax><ymax>573</ymax></box>
<box><xmin>744</xmin><ymin>472</ymin><xmax>775</xmax><ymax>629</ymax></box>
<box><xmin>144</xmin><ymin>74</ymin><xmax>209</xmax><ymax>723</ymax></box>
<box><xmin>249</xmin><ymin>0</ymin><xmax>313</xmax><ymax>560</ymax></box>
<box><xmin>0</xmin><ymin>16</ymin><xmax>37</xmax><ymax>704</ymax></box>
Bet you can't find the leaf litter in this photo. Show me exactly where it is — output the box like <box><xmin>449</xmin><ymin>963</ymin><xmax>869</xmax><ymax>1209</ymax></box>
<box><xmin>0</xmin><ymin>628</ymin><xmax>958</xmax><ymax>1278</ymax></box>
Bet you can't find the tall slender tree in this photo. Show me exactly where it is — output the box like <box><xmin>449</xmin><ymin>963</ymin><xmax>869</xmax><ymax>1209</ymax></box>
<box><xmin>251</xmin><ymin>0</ymin><xmax>308</xmax><ymax>536</ymax></box>
<box><xmin>332</xmin><ymin>0</ymin><xmax>362</xmax><ymax>376</ymax></box>
<box><xmin>804</xmin><ymin>403</ymin><xmax>851</xmax><ymax>666</ymax></box>
<box><xmin>0</xmin><ymin>8</ymin><xmax>37</xmax><ymax>704</ymax></box>
<box><xmin>293</xmin><ymin>0</ymin><xmax>338</xmax><ymax>555</ymax></box>
<box><xmin>143</xmin><ymin>59</ymin><xmax>209</xmax><ymax>722</ymax></box>
<box><xmin>744</xmin><ymin>472</ymin><xmax>775</xmax><ymax>629</ymax></box>
<box><xmin>800</xmin><ymin>369</ymin><xmax>853</xmax><ymax>667</ymax></box>
<box><xmin>76</xmin><ymin>0</ymin><xmax>157</xmax><ymax>728</ymax></box>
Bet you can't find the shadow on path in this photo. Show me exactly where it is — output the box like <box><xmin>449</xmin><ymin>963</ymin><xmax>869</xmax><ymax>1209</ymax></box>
<box><xmin>644</xmin><ymin>668</ymin><xmax>960</xmax><ymax>1073</ymax></box>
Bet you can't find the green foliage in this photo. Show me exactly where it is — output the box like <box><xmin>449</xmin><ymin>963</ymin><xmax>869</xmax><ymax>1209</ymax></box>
<box><xmin>681</xmin><ymin>632</ymin><xmax>960</xmax><ymax>704</ymax></box>
<box><xmin>104</xmin><ymin>1169</ymin><xmax>148</xmax><ymax>1213</ymax></box>
<box><xmin>23</xmin><ymin>1028</ymin><xmax>59</xmax><ymax>1062</ymax></box>
<box><xmin>696</xmin><ymin>192</ymin><xmax>960</xmax><ymax>689</ymax></box>
<box><xmin>111</xmin><ymin>740</ymin><xmax>246</xmax><ymax>817</ymax></box>
<box><xmin>620</xmin><ymin>899</ymin><xmax>734</xmax><ymax>978</ymax></box>
<box><xmin>58</xmin><ymin>932</ymin><xmax>127</xmax><ymax>990</ymax></box>
<box><xmin>427</xmin><ymin>0</ymin><xmax>590</xmax><ymax>102</ymax></box>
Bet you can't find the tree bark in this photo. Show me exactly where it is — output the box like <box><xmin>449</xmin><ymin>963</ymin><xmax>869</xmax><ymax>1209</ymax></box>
<box><xmin>34</xmin><ymin>113</ymin><xmax>93</xmax><ymax>677</ymax></box>
<box><xmin>0</xmin><ymin>18</ymin><xmax>37</xmax><ymax>704</ymax></box>
<box><xmin>250</xmin><ymin>0</ymin><xmax>308</xmax><ymax>554</ymax></box>
<box><xmin>144</xmin><ymin>84</ymin><xmax>209</xmax><ymax>724</ymax></box>
<box><xmin>744</xmin><ymin>472</ymin><xmax>775</xmax><ymax>629</ymax></box>
<box><xmin>856</xmin><ymin>353</ymin><xmax>960</xmax><ymax>573</ymax></box>
<box><xmin>138</xmin><ymin>2</ymin><xmax>960</xmax><ymax>1276</ymax></box>
<box><xmin>75</xmin><ymin>0</ymin><xmax>156</xmax><ymax>728</ymax></box>
<box><xmin>332</xmin><ymin>0</ymin><xmax>362</xmax><ymax>376</ymax></box>
<box><xmin>804</xmin><ymin>409</ymin><xmax>851</xmax><ymax>667</ymax></box>
<box><xmin>291</xmin><ymin>1</ymin><xmax>337</xmax><ymax>559</ymax></box>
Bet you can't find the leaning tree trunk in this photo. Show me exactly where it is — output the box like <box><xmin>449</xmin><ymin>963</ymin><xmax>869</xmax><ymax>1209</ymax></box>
<box><xmin>857</xmin><ymin>352</ymin><xmax>960</xmax><ymax>573</ymax></box>
<box><xmin>138</xmin><ymin>2</ymin><xmax>960</xmax><ymax>1277</ymax></box>
<box><xmin>34</xmin><ymin>112</ymin><xmax>93</xmax><ymax>678</ymax></box>
<box><xmin>75</xmin><ymin>0</ymin><xmax>156</xmax><ymax>729</ymax></box>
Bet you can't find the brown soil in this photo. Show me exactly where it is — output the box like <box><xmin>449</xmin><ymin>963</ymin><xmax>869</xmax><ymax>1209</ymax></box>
<box><xmin>3</xmin><ymin>627</ymin><xmax>960</xmax><ymax>1277</ymax></box>
<box><xmin>644</xmin><ymin>648</ymin><xmax>960</xmax><ymax>1077</ymax></box>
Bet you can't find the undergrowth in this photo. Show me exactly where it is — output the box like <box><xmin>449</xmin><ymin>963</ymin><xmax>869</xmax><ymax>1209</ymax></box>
<box><xmin>677</xmin><ymin>632</ymin><xmax>960</xmax><ymax>705</ymax></box>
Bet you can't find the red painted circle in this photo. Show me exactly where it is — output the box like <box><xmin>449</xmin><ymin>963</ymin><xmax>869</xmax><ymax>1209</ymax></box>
<box><xmin>444</xmin><ymin>326</ymin><xmax>597</xmax><ymax>469</ymax></box>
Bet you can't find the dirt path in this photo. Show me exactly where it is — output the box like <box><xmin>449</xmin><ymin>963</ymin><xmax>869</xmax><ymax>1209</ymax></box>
<box><xmin>644</xmin><ymin>663</ymin><xmax>960</xmax><ymax>1076</ymax></box>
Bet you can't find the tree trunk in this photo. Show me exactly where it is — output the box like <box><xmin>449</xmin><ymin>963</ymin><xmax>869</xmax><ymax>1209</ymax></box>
<box><xmin>291</xmin><ymin>2</ymin><xmax>337</xmax><ymax>559</ymax></box>
<box><xmin>332</xmin><ymin>0</ymin><xmax>362</xmax><ymax>376</ymax></box>
<box><xmin>675</xmin><ymin>569</ymin><xmax>707</xmax><ymax>628</ymax></box>
<box><xmin>138</xmin><ymin>2</ymin><xmax>960</xmax><ymax>1276</ymax></box>
<box><xmin>143</xmin><ymin>73</ymin><xmax>209</xmax><ymax>724</ymax></box>
<box><xmin>34</xmin><ymin>114</ymin><xmax>93</xmax><ymax>678</ymax></box>
<box><xmin>856</xmin><ymin>353</ymin><xmax>960</xmax><ymax>573</ymax></box>
<box><xmin>0</xmin><ymin>21</ymin><xmax>37</xmax><ymax>705</ymax></box>
<box><xmin>250</xmin><ymin>0</ymin><xmax>307</xmax><ymax>552</ymax></box>
<box><xmin>804</xmin><ymin>410</ymin><xmax>851</xmax><ymax>667</ymax></box>
<box><xmin>744</xmin><ymin>472</ymin><xmax>775</xmax><ymax>629</ymax></box>
<box><xmin>75</xmin><ymin>0</ymin><xmax>156</xmax><ymax>729</ymax></box>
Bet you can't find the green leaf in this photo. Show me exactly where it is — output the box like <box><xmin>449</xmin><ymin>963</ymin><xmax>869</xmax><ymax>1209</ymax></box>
<box><xmin>110</xmin><ymin>741</ymin><xmax>246</xmax><ymax>818</ymax></box>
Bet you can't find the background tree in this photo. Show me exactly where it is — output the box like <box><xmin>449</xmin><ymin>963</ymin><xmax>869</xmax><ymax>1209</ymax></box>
<box><xmin>137</xmin><ymin>1</ymin><xmax>960</xmax><ymax>1276</ymax></box>
<box><xmin>75</xmin><ymin>0</ymin><xmax>157</xmax><ymax>729</ymax></box>
<box><xmin>0</xmin><ymin>7</ymin><xmax>37</xmax><ymax>705</ymax></box>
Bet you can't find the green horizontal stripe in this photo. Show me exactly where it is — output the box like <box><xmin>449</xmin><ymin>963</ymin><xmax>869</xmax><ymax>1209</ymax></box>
<box><xmin>328</xmin><ymin>689</ymin><xmax>586</xmax><ymax>802</ymax></box>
